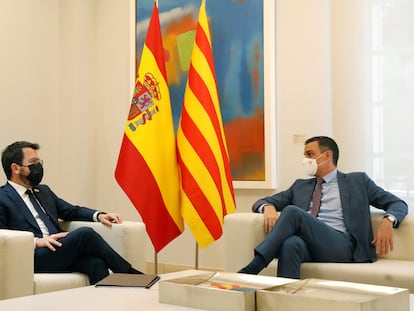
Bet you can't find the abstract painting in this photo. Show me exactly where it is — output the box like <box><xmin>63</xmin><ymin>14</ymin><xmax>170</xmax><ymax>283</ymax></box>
<box><xmin>135</xmin><ymin>0</ymin><xmax>276</xmax><ymax>188</ymax></box>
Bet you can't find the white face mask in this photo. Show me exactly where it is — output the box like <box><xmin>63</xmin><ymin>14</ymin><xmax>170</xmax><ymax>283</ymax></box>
<box><xmin>302</xmin><ymin>158</ymin><xmax>318</xmax><ymax>176</ymax></box>
<box><xmin>302</xmin><ymin>152</ymin><xmax>326</xmax><ymax>176</ymax></box>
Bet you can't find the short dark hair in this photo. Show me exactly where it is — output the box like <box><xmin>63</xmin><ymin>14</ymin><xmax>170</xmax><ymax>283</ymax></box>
<box><xmin>305</xmin><ymin>136</ymin><xmax>339</xmax><ymax>166</ymax></box>
<box><xmin>1</xmin><ymin>141</ymin><xmax>40</xmax><ymax>179</ymax></box>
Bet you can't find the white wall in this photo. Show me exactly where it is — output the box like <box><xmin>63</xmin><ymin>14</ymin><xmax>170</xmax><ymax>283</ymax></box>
<box><xmin>0</xmin><ymin>0</ymin><xmax>61</xmax><ymax>184</ymax></box>
<box><xmin>331</xmin><ymin>0</ymin><xmax>371</xmax><ymax>173</ymax></box>
<box><xmin>0</xmin><ymin>0</ymin><xmax>335</xmax><ymax>271</ymax></box>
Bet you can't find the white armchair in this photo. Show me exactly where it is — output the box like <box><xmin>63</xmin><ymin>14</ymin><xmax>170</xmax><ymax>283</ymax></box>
<box><xmin>0</xmin><ymin>221</ymin><xmax>146</xmax><ymax>300</ymax></box>
<box><xmin>223</xmin><ymin>212</ymin><xmax>414</xmax><ymax>292</ymax></box>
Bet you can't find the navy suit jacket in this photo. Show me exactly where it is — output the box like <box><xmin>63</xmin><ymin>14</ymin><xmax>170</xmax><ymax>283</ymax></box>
<box><xmin>0</xmin><ymin>182</ymin><xmax>98</xmax><ymax>238</ymax></box>
<box><xmin>252</xmin><ymin>171</ymin><xmax>408</xmax><ymax>263</ymax></box>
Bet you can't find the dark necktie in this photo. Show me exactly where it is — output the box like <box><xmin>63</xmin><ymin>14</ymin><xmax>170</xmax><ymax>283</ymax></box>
<box><xmin>26</xmin><ymin>190</ymin><xmax>58</xmax><ymax>235</ymax></box>
<box><xmin>311</xmin><ymin>178</ymin><xmax>323</xmax><ymax>217</ymax></box>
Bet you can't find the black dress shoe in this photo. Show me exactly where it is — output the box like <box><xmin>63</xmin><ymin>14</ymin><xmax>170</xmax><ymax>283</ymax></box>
<box><xmin>127</xmin><ymin>267</ymin><xmax>144</xmax><ymax>274</ymax></box>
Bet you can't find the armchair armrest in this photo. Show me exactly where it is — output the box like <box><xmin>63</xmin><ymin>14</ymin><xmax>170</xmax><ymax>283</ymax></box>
<box><xmin>223</xmin><ymin>213</ymin><xmax>266</xmax><ymax>272</ymax></box>
<box><xmin>0</xmin><ymin>229</ymin><xmax>34</xmax><ymax>299</ymax></box>
<box><xmin>60</xmin><ymin>221</ymin><xmax>146</xmax><ymax>272</ymax></box>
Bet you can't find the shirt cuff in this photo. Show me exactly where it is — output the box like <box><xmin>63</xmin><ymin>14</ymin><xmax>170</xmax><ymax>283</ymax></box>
<box><xmin>257</xmin><ymin>204</ymin><xmax>267</xmax><ymax>213</ymax></box>
<box><xmin>93</xmin><ymin>211</ymin><xmax>106</xmax><ymax>222</ymax></box>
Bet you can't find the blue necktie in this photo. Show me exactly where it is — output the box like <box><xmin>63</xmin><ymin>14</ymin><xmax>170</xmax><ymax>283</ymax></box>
<box><xmin>26</xmin><ymin>190</ymin><xmax>58</xmax><ymax>235</ymax></box>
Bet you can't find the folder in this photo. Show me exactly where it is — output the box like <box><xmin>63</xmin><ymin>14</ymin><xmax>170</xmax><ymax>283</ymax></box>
<box><xmin>95</xmin><ymin>273</ymin><xmax>160</xmax><ymax>289</ymax></box>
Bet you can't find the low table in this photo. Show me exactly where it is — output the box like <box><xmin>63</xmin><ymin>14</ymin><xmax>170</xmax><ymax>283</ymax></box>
<box><xmin>0</xmin><ymin>270</ymin><xmax>412</xmax><ymax>310</ymax></box>
<box><xmin>0</xmin><ymin>270</ymin><xmax>207</xmax><ymax>311</ymax></box>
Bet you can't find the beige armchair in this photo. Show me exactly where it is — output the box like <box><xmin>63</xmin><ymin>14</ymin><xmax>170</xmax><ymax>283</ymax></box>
<box><xmin>223</xmin><ymin>212</ymin><xmax>414</xmax><ymax>292</ymax></box>
<box><xmin>0</xmin><ymin>221</ymin><xmax>146</xmax><ymax>300</ymax></box>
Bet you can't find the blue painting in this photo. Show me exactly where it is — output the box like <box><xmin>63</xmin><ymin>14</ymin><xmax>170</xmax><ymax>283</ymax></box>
<box><xmin>136</xmin><ymin>0</ymin><xmax>265</xmax><ymax>181</ymax></box>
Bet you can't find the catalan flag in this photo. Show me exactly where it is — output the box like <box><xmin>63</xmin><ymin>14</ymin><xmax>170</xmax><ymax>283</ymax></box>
<box><xmin>115</xmin><ymin>3</ymin><xmax>183</xmax><ymax>253</ymax></box>
<box><xmin>176</xmin><ymin>0</ymin><xmax>236</xmax><ymax>248</ymax></box>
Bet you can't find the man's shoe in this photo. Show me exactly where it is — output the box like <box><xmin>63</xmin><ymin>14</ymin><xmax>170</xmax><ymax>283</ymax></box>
<box><xmin>128</xmin><ymin>267</ymin><xmax>144</xmax><ymax>274</ymax></box>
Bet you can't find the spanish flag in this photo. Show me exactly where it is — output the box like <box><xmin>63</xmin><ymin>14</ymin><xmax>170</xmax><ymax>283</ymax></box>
<box><xmin>115</xmin><ymin>3</ymin><xmax>183</xmax><ymax>253</ymax></box>
<box><xmin>176</xmin><ymin>0</ymin><xmax>236</xmax><ymax>248</ymax></box>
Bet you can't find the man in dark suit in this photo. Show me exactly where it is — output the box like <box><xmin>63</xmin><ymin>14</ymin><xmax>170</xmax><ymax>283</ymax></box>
<box><xmin>239</xmin><ymin>136</ymin><xmax>408</xmax><ymax>278</ymax></box>
<box><xmin>0</xmin><ymin>141</ymin><xmax>143</xmax><ymax>284</ymax></box>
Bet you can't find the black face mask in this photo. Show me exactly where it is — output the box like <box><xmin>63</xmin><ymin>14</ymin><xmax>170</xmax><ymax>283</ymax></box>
<box><xmin>26</xmin><ymin>163</ymin><xmax>44</xmax><ymax>186</ymax></box>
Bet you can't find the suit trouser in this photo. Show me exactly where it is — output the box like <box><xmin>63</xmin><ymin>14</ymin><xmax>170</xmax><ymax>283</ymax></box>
<box><xmin>254</xmin><ymin>205</ymin><xmax>354</xmax><ymax>278</ymax></box>
<box><xmin>34</xmin><ymin>227</ymin><xmax>133</xmax><ymax>284</ymax></box>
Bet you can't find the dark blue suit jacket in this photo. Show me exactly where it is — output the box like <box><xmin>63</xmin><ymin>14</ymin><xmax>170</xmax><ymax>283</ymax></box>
<box><xmin>252</xmin><ymin>171</ymin><xmax>408</xmax><ymax>263</ymax></box>
<box><xmin>0</xmin><ymin>182</ymin><xmax>97</xmax><ymax>238</ymax></box>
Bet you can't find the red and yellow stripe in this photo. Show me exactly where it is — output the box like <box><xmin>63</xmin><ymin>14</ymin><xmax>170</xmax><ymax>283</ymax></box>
<box><xmin>176</xmin><ymin>0</ymin><xmax>236</xmax><ymax>248</ymax></box>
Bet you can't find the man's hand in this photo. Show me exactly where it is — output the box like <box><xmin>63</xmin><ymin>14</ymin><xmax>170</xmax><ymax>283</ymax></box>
<box><xmin>35</xmin><ymin>232</ymin><xmax>69</xmax><ymax>251</ymax></box>
<box><xmin>98</xmin><ymin>212</ymin><xmax>122</xmax><ymax>226</ymax></box>
<box><xmin>263</xmin><ymin>205</ymin><xmax>280</xmax><ymax>233</ymax></box>
<box><xmin>372</xmin><ymin>218</ymin><xmax>394</xmax><ymax>257</ymax></box>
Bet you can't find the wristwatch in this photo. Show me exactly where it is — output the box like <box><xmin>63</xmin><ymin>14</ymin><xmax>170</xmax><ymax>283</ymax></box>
<box><xmin>384</xmin><ymin>214</ymin><xmax>397</xmax><ymax>225</ymax></box>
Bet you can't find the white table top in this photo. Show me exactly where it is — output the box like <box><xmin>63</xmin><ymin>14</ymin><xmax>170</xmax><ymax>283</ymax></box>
<box><xmin>0</xmin><ymin>270</ymin><xmax>208</xmax><ymax>311</ymax></box>
<box><xmin>0</xmin><ymin>270</ymin><xmax>412</xmax><ymax>311</ymax></box>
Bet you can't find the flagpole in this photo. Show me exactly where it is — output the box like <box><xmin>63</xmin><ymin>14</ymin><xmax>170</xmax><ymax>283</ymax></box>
<box><xmin>195</xmin><ymin>242</ymin><xmax>199</xmax><ymax>270</ymax></box>
<box><xmin>154</xmin><ymin>251</ymin><xmax>158</xmax><ymax>274</ymax></box>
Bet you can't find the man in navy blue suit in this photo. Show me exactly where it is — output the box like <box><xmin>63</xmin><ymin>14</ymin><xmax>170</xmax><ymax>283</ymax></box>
<box><xmin>0</xmin><ymin>141</ymin><xmax>142</xmax><ymax>284</ymax></box>
<box><xmin>239</xmin><ymin>136</ymin><xmax>408</xmax><ymax>278</ymax></box>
